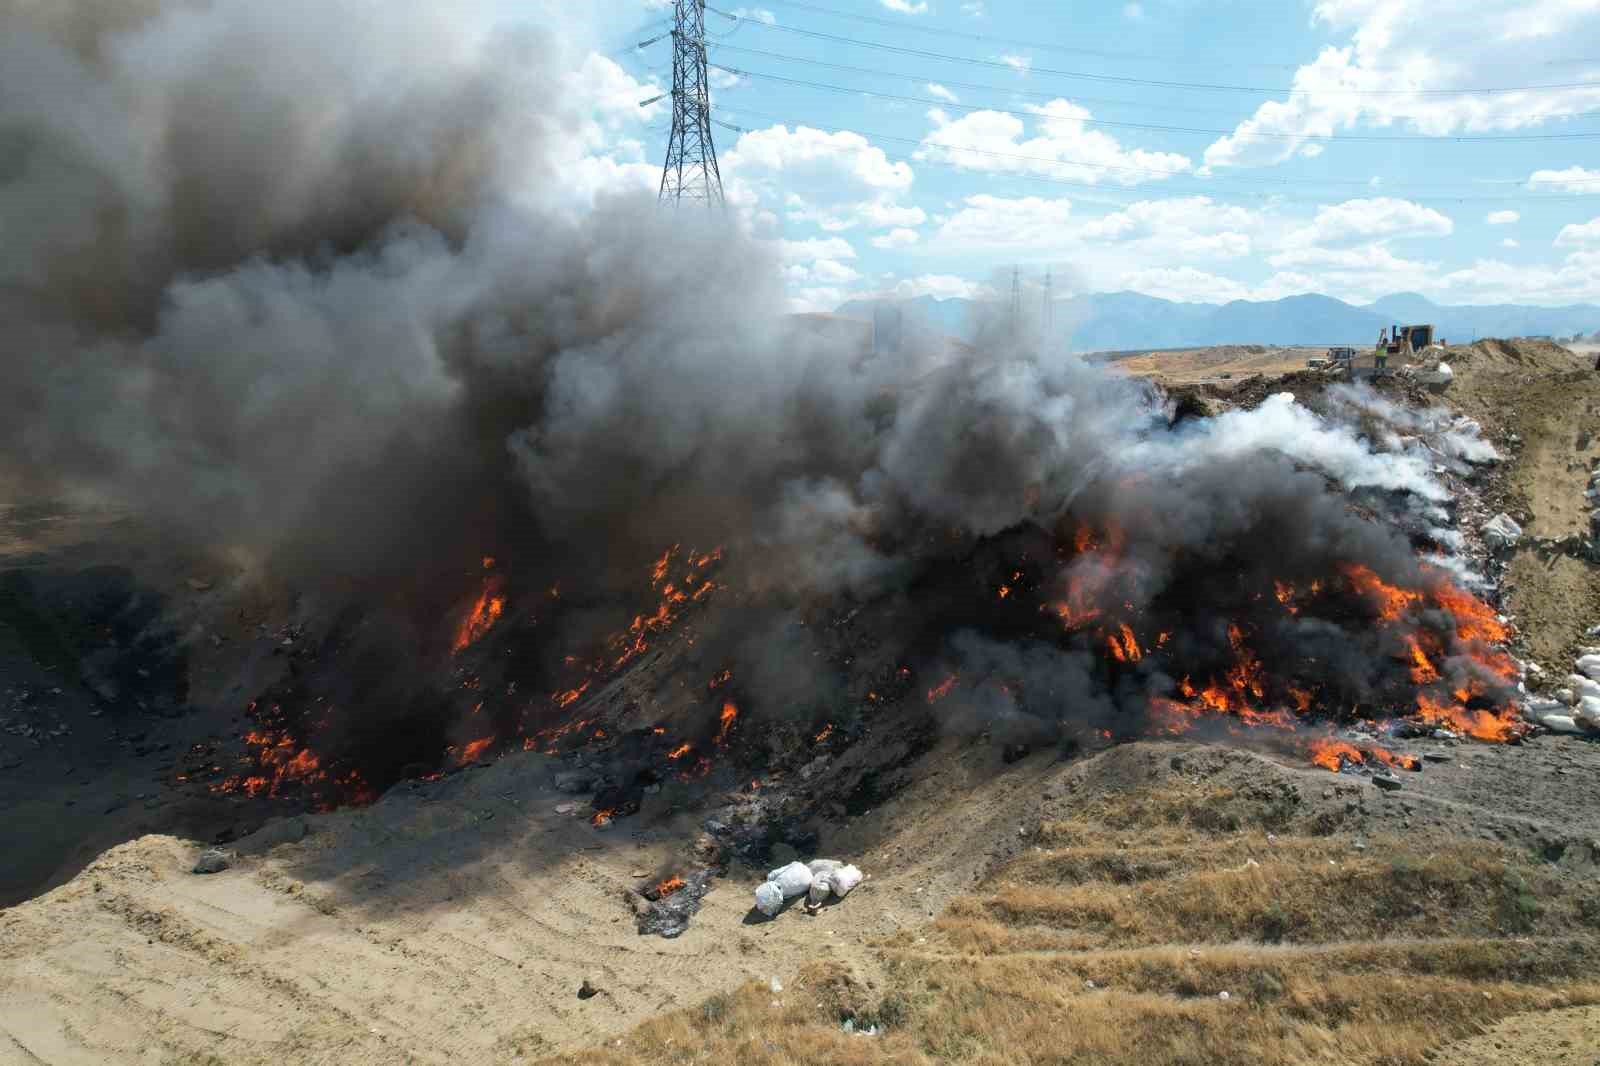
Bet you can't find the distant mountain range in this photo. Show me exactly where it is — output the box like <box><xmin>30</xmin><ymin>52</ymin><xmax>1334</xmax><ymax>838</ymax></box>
<box><xmin>832</xmin><ymin>291</ymin><xmax>1600</xmax><ymax>352</ymax></box>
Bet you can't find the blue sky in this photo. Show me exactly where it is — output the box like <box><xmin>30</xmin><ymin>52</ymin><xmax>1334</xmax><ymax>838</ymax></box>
<box><xmin>513</xmin><ymin>1</ymin><xmax>1600</xmax><ymax>311</ymax></box>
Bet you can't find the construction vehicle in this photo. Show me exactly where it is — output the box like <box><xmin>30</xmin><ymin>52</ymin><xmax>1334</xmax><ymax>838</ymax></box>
<box><xmin>1310</xmin><ymin>346</ymin><xmax>1356</xmax><ymax>371</ymax></box>
<box><xmin>1377</xmin><ymin>324</ymin><xmax>1434</xmax><ymax>364</ymax></box>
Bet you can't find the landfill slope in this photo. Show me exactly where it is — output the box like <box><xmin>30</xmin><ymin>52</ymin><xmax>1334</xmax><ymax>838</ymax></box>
<box><xmin>0</xmin><ymin>733</ymin><xmax>1055</xmax><ymax>1064</ymax></box>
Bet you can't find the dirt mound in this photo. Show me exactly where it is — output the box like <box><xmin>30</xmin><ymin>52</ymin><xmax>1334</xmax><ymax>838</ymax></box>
<box><xmin>1443</xmin><ymin>336</ymin><xmax>1600</xmax><ymax>668</ymax></box>
<box><xmin>1116</xmin><ymin>345</ymin><xmax>1324</xmax><ymax>385</ymax></box>
<box><xmin>1450</xmin><ymin>337</ymin><xmax>1588</xmax><ymax>373</ymax></box>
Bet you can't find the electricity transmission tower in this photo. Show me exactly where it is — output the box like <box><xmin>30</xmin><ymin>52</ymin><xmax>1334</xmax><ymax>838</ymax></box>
<box><xmin>1008</xmin><ymin>266</ymin><xmax>1022</xmax><ymax>333</ymax></box>
<box><xmin>659</xmin><ymin>0</ymin><xmax>725</xmax><ymax>207</ymax></box>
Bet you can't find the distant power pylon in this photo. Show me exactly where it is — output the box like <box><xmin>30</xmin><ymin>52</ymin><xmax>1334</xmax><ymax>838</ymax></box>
<box><xmin>1009</xmin><ymin>266</ymin><xmax>1022</xmax><ymax>332</ymax></box>
<box><xmin>659</xmin><ymin>0</ymin><xmax>725</xmax><ymax>207</ymax></box>
<box><xmin>1044</xmin><ymin>268</ymin><xmax>1054</xmax><ymax>334</ymax></box>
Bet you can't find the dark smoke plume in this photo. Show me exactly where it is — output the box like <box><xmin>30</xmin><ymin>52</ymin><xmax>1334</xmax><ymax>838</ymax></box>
<box><xmin>2</xmin><ymin>1</ymin><xmax>1499</xmax><ymax>784</ymax></box>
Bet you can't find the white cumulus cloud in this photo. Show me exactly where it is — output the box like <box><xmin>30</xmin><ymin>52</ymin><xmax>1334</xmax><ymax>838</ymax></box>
<box><xmin>872</xmin><ymin>228</ymin><xmax>922</xmax><ymax>249</ymax></box>
<box><xmin>725</xmin><ymin>125</ymin><xmax>914</xmax><ymax>191</ymax></box>
<box><xmin>918</xmin><ymin>99</ymin><xmax>1191</xmax><ymax>186</ymax></box>
<box><xmin>774</xmin><ymin>237</ymin><xmax>858</xmax><ymax>262</ymax></box>
<box><xmin>1290</xmin><ymin>198</ymin><xmax>1452</xmax><ymax>244</ymax></box>
<box><xmin>1528</xmin><ymin>166</ymin><xmax>1600</xmax><ymax>194</ymax></box>
<box><xmin>1204</xmin><ymin>1</ymin><xmax>1600</xmax><ymax>170</ymax></box>
<box><xmin>1485</xmin><ymin>210</ymin><xmax>1519</xmax><ymax>225</ymax></box>
<box><xmin>1555</xmin><ymin>217</ymin><xmax>1600</xmax><ymax>247</ymax></box>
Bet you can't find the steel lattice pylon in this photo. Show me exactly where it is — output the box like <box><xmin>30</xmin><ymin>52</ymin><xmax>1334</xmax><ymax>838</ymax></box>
<box><xmin>659</xmin><ymin>0</ymin><xmax>725</xmax><ymax>208</ymax></box>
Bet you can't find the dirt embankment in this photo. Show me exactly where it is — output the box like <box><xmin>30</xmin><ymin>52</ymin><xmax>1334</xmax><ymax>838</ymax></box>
<box><xmin>1115</xmin><ymin>344</ymin><xmax>1326</xmax><ymax>385</ymax></box>
<box><xmin>1444</xmin><ymin>338</ymin><xmax>1600</xmax><ymax>667</ymax></box>
<box><xmin>5</xmin><ymin>725</ymin><xmax>1600</xmax><ymax>1064</ymax></box>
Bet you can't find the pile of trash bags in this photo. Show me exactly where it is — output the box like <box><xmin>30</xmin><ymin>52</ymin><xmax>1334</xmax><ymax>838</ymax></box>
<box><xmin>753</xmin><ymin>858</ymin><xmax>865</xmax><ymax>917</ymax></box>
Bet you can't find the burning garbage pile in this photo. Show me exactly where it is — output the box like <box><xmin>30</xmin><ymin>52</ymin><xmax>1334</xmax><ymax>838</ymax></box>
<box><xmin>187</xmin><ymin>376</ymin><xmax>1532</xmax><ymax>822</ymax></box>
<box><xmin>0</xmin><ymin>2</ymin><xmax>1540</xmax><ymax>834</ymax></box>
<box><xmin>626</xmin><ymin>869</ymin><xmax>715</xmax><ymax>939</ymax></box>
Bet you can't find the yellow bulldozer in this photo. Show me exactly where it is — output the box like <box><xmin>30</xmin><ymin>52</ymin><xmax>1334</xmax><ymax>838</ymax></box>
<box><xmin>1373</xmin><ymin>323</ymin><xmax>1435</xmax><ymax>371</ymax></box>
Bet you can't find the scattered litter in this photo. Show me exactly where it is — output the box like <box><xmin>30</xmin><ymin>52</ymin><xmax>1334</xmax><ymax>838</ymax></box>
<box><xmin>192</xmin><ymin>848</ymin><xmax>232</xmax><ymax>875</ymax></box>
<box><xmin>635</xmin><ymin>870</ymin><xmax>712</xmax><ymax>938</ymax></box>
<box><xmin>1480</xmin><ymin>512</ymin><xmax>1522</xmax><ymax>551</ymax></box>
<box><xmin>769</xmin><ymin>976</ymin><xmax>782</xmax><ymax>994</ymax></box>
<box><xmin>1218</xmin><ymin>991</ymin><xmax>1230</xmax><ymax>1001</ymax></box>
<box><xmin>577</xmin><ymin>979</ymin><xmax>599</xmax><ymax>1000</ymax></box>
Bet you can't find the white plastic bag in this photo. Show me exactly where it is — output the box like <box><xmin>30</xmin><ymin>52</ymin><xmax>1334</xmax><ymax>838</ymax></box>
<box><xmin>753</xmin><ymin>880</ymin><xmax>785</xmax><ymax>916</ymax></box>
<box><xmin>767</xmin><ymin>860</ymin><xmax>814</xmax><ymax>899</ymax></box>
<box><xmin>1577</xmin><ymin>654</ymin><xmax>1600</xmax><ymax>683</ymax></box>
<box><xmin>827</xmin><ymin>864</ymin><xmax>864</xmax><ymax>898</ymax></box>
<box><xmin>806</xmin><ymin>878</ymin><xmax>832</xmax><ymax>907</ymax></box>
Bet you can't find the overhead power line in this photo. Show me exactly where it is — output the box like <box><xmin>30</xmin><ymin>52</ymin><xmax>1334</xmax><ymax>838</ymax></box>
<box><xmin>709</xmin><ymin>63</ymin><xmax>1600</xmax><ymax>142</ymax></box>
<box><xmin>751</xmin><ymin>0</ymin><xmax>1306</xmax><ymax>72</ymax></box>
<box><xmin>709</xmin><ymin>104</ymin><xmax>1600</xmax><ymax>202</ymax></box>
<box><xmin>708</xmin><ymin>41</ymin><xmax>1600</xmax><ymax>130</ymax></box>
<box><xmin>752</xmin><ymin>0</ymin><xmax>1600</xmax><ymax>75</ymax></box>
<box><xmin>708</xmin><ymin>42</ymin><xmax>1309</xmax><ymax>120</ymax></box>
<box><xmin>708</xmin><ymin>103</ymin><xmax>1600</xmax><ymax>189</ymax></box>
<box><xmin>704</xmin><ymin>4</ymin><xmax>1600</xmax><ymax>98</ymax></box>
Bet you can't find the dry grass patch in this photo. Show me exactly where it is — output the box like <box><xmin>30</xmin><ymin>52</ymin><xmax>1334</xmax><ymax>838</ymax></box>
<box><xmin>543</xmin><ymin>784</ymin><xmax>1600</xmax><ymax>1066</ymax></box>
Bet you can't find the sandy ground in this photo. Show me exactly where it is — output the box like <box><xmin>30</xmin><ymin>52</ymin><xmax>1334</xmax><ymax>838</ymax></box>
<box><xmin>1114</xmin><ymin>345</ymin><xmax>1327</xmax><ymax>385</ymax></box>
<box><xmin>1430</xmin><ymin>1005</ymin><xmax>1600</xmax><ymax>1065</ymax></box>
<box><xmin>5</xmin><ymin>726</ymin><xmax>1600</xmax><ymax>1064</ymax></box>
<box><xmin>0</xmin><ymin>737</ymin><xmax>1063</xmax><ymax>1064</ymax></box>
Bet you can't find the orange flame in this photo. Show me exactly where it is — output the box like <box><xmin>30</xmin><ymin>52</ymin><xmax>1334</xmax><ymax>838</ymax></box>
<box><xmin>927</xmin><ymin>674</ymin><xmax>958</xmax><ymax>703</ymax></box>
<box><xmin>1429</xmin><ymin>574</ymin><xmax>1509</xmax><ymax>643</ymax></box>
<box><xmin>1416</xmin><ymin>692</ymin><xmax>1515</xmax><ymax>742</ymax></box>
<box><xmin>554</xmin><ymin>680</ymin><xmax>591</xmax><ymax>708</ymax></box>
<box><xmin>1309</xmin><ymin>737</ymin><xmax>1362</xmax><ymax>772</ymax></box>
<box><xmin>716</xmin><ymin>701</ymin><xmax>738</xmax><ymax>745</ymax></box>
<box><xmin>458</xmin><ymin>736</ymin><xmax>493</xmax><ymax>764</ymax></box>
<box><xmin>1403</xmin><ymin>635</ymin><xmax>1440</xmax><ymax>684</ymax></box>
<box><xmin>1341</xmin><ymin>563</ymin><xmax>1423</xmax><ymax>622</ymax></box>
<box><xmin>1110</xmin><ymin>623</ymin><xmax>1142</xmax><ymax>662</ymax></box>
<box><xmin>1308</xmin><ymin>736</ymin><xmax>1419</xmax><ymax>772</ymax></box>
<box><xmin>452</xmin><ymin>578</ymin><xmax>505</xmax><ymax>654</ymax></box>
<box><xmin>652</xmin><ymin>875</ymin><xmax>686</xmax><ymax>897</ymax></box>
